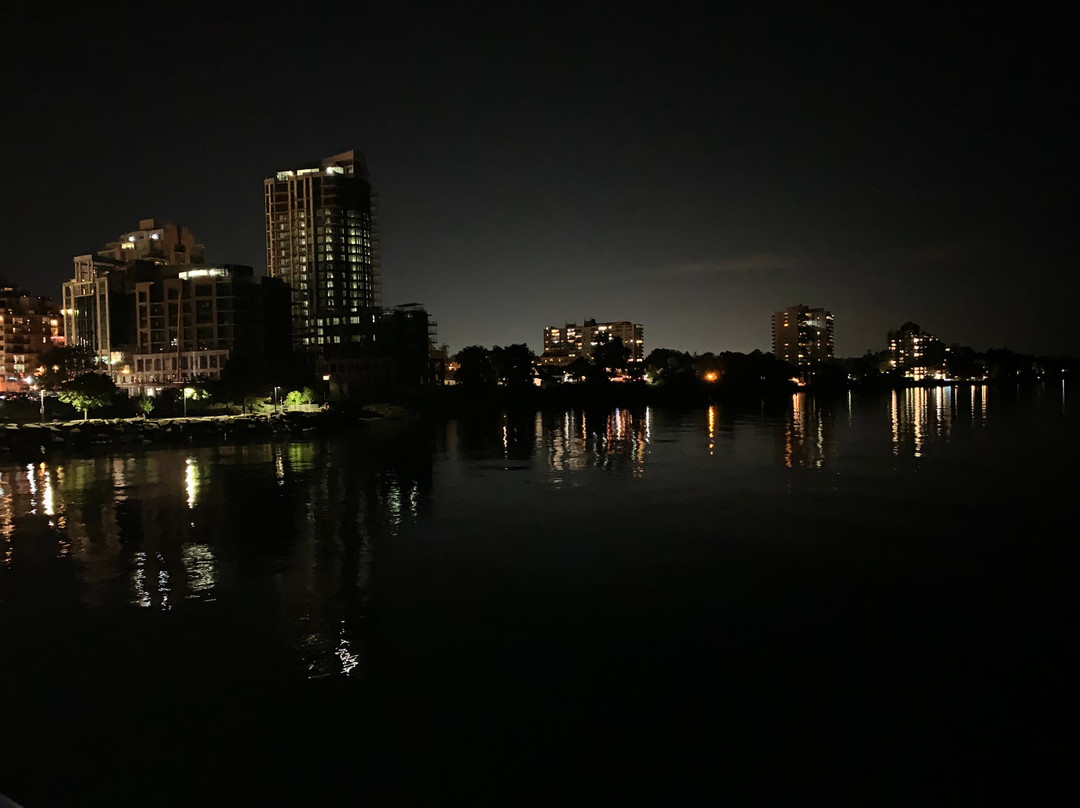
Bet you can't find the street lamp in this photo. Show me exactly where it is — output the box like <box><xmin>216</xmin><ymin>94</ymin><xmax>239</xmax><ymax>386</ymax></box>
<box><xmin>183</xmin><ymin>387</ymin><xmax>194</xmax><ymax>417</ymax></box>
<box><xmin>273</xmin><ymin>386</ymin><xmax>280</xmax><ymax>413</ymax></box>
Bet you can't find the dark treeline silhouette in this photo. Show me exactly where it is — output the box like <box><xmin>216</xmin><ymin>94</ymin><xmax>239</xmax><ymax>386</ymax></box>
<box><xmin>13</xmin><ymin>340</ymin><xmax>1075</xmax><ymax>424</ymax></box>
<box><xmin>421</xmin><ymin>341</ymin><xmax>1080</xmax><ymax>415</ymax></box>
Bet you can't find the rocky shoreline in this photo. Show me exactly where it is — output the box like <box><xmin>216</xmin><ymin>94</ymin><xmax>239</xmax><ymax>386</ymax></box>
<box><xmin>0</xmin><ymin>411</ymin><xmax>348</xmax><ymax>458</ymax></box>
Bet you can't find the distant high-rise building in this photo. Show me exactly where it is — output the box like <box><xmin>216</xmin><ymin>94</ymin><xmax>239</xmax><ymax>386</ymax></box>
<box><xmin>0</xmin><ymin>284</ymin><xmax>63</xmax><ymax>393</ymax></box>
<box><xmin>772</xmin><ymin>304</ymin><xmax>834</xmax><ymax>366</ymax></box>
<box><xmin>540</xmin><ymin>319</ymin><xmax>644</xmax><ymax>367</ymax></box>
<box><xmin>264</xmin><ymin>149</ymin><xmax>380</xmax><ymax>352</ymax></box>
<box><xmin>887</xmin><ymin>322</ymin><xmax>946</xmax><ymax>381</ymax></box>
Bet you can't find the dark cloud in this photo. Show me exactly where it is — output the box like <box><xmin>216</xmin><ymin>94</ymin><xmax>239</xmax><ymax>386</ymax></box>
<box><xmin>665</xmin><ymin>254</ymin><xmax>796</xmax><ymax>276</ymax></box>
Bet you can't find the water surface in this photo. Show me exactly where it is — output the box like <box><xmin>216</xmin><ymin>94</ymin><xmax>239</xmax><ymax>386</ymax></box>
<box><xmin>1</xmin><ymin>386</ymin><xmax>1073</xmax><ymax>804</ymax></box>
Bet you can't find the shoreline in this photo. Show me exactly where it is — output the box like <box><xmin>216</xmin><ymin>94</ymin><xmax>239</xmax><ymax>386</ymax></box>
<box><xmin>0</xmin><ymin>411</ymin><xmax>354</xmax><ymax>459</ymax></box>
<box><xmin>2</xmin><ymin>377</ymin><xmax>1065</xmax><ymax>458</ymax></box>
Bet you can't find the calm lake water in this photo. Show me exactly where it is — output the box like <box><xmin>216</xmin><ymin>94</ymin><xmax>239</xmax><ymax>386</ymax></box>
<box><xmin>1</xmin><ymin>386</ymin><xmax>1074</xmax><ymax>805</ymax></box>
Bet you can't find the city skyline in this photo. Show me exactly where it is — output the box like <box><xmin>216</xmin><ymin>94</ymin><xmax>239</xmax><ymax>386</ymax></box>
<box><xmin>3</xmin><ymin>6</ymin><xmax>1075</xmax><ymax>358</ymax></box>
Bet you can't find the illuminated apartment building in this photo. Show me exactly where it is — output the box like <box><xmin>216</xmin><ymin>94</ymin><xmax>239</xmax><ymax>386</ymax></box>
<box><xmin>772</xmin><ymin>304</ymin><xmax>834</xmax><ymax>366</ymax></box>
<box><xmin>887</xmin><ymin>322</ymin><xmax>946</xmax><ymax>380</ymax></box>
<box><xmin>540</xmin><ymin>319</ymin><xmax>645</xmax><ymax>367</ymax></box>
<box><xmin>0</xmin><ymin>285</ymin><xmax>63</xmax><ymax>393</ymax></box>
<box><xmin>117</xmin><ymin>265</ymin><xmax>289</xmax><ymax>393</ymax></box>
<box><xmin>62</xmin><ymin>221</ymin><xmax>288</xmax><ymax>393</ymax></box>
<box><xmin>265</xmin><ymin>150</ymin><xmax>439</xmax><ymax>397</ymax></box>
<box><xmin>95</xmin><ymin>218</ymin><xmax>205</xmax><ymax>266</ymax></box>
<box><xmin>62</xmin><ymin>219</ymin><xmax>205</xmax><ymax>365</ymax></box>
<box><xmin>264</xmin><ymin>149</ymin><xmax>380</xmax><ymax>352</ymax></box>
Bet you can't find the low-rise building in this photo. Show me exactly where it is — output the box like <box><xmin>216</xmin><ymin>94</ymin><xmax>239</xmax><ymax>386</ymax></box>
<box><xmin>320</xmin><ymin>303</ymin><xmax>437</xmax><ymax>399</ymax></box>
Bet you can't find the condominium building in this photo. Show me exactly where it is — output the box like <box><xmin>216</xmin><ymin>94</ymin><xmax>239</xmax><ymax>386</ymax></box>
<box><xmin>0</xmin><ymin>285</ymin><xmax>63</xmax><ymax>393</ymax></box>
<box><xmin>540</xmin><ymin>319</ymin><xmax>645</xmax><ymax>367</ymax></box>
<box><xmin>264</xmin><ymin>149</ymin><xmax>380</xmax><ymax>352</ymax></box>
<box><xmin>95</xmin><ymin>218</ymin><xmax>205</xmax><ymax>266</ymax></box>
<box><xmin>772</xmin><ymin>304</ymin><xmax>834</xmax><ymax>366</ymax></box>
<box><xmin>63</xmin><ymin>219</ymin><xmax>205</xmax><ymax>365</ymax></box>
<box><xmin>118</xmin><ymin>265</ymin><xmax>289</xmax><ymax>392</ymax></box>
<box><xmin>322</xmin><ymin>304</ymin><xmax>437</xmax><ymax>398</ymax></box>
<box><xmin>887</xmin><ymin>322</ymin><xmax>946</xmax><ymax>381</ymax></box>
<box><xmin>62</xmin><ymin>220</ymin><xmax>289</xmax><ymax>393</ymax></box>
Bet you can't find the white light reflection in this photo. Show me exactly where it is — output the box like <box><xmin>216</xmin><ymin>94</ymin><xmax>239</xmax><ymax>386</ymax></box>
<box><xmin>185</xmin><ymin>457</ymin><xmax>198</xmax><ymax>509</ymax></box>
<box><xmin>337</xmin><ymin>621</ymin><xmax>359</xmax><ymax>675</ymax></box>
<box><xmin>131</xmin><ymin>551</ymin><xmax>151</xmax><ymax>608</ymax></box>
<box><xmin>0</xmin><ymin>472</ymin><xmax>12</xmax><ymax>567</ymax></box>
<box><xmin>274</xmin><ymin>447</ymin><xmax>285</xmax><ymax>486</ymax></box>
<box><xmin>26</xmin><ymin>463</ymin><xmax>37</xmax><ymax>507</ymax></box>
<box><xmin>41</xmin><ymin>462</ymin><xmax>56</xmax><ymax>516</ymax></box>
<box><xmin>408</xmin><ymin>483</ymin><xmax>419</xmax><ymax>518</ymax></box>
<box><xmin>157</xmin><ymin>552</ymin><xmax>171</xmax><ymax>611</ymax></box>
<box><xmin>182</xmin><ymin>543</ymin><xmax>217</xmax><ymax>600</ymax></box>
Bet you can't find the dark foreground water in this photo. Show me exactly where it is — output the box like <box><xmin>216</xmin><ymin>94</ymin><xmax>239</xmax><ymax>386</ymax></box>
<box><xmin>1</xmin><ymin>386</ymin><xmax>1074</xmax><ymax>805</ymax></box>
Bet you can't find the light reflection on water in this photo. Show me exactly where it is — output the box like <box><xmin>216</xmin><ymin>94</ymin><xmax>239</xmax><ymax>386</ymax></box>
<box><xmin>0</xmin><ymin>385</ymin><xmax>1076</xmax><ymax>808</ymax></box>
<box><xmin>541</xmin><ymin>407</ymin><xmax>649</xmax><ymax>476</ymax></box>
<box><xmin>0</xmin><ymin>430</ymin><xmax>432</xmax><ymax>681</ymax></box>
<box><xmin>0</xmin><ymin>384</ymin><xmax>1070</xmax><ymax>681</ymax></box>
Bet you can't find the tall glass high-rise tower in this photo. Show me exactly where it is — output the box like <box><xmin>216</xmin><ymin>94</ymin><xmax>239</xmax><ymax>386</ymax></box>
<box><xmin>264</xmin><ymin>150</ymin><xmax>380</xmax><ymax>352</ymax></box>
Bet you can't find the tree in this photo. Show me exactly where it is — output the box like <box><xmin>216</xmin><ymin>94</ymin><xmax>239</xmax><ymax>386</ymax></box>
<box><xmin>454</xmin><ymin>346</ymin><xmax>497</xmax><ymax>388</ymax></box>
<box><xmin>945</xmin><ymin>345</ymin><xmax>980</xmax><ymax>380</ymax></box>
<box><xmin>285</xmin><ymin>387</ymin><xmax>315</xmax><ymax>409</ymax></box>
<box><xmin>727</xmin><ymin>350</ymin><xmax>796</xmax><ymax>391</ymax></box>
<box><xmin>35</xmin><ymin>346</ymin><xmax>98</xmax><ymax>389</ymax></box>
<box><xmin>644</xmin><ymin>348</ymin><xmax>695</xmax><ymax>386</ymax></box>
<box><xmin>431</xmin><ymin>342</ymin><xmax>451</xmax><ymax>385</ymax></box>
<box><xmin>490</xmin><ymin>343</ymin><xmax>535</xmax><ymax>388</ymax></box>
<box><xmin>216</xmin><ymin>352</ymin><xmax>270</xmax><ymax>410</ymax></box>
<box><xmin>592</xmin><ymin>336</ymin><xmax>630</xmax><ymax>377</ymax></box>
<box><xmin>58</xmin><ymin>373</ymin><xmax>118</xmax><ymax>420</ymax></box>
<box><xmin>133</xmin><ymin>395</ymin><xmax>155</xmax><ymax>417</ymax></box>
<box><xmin>563</xmin><ymin>356</ymin><xmax>594</xmax><ymax>383</ymax></box>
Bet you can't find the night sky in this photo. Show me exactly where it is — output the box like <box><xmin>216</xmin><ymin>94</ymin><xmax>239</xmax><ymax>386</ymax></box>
<box><xmin>4</xmin><ymin>4</ymin><xmax>1076</xmax><ymax>357</ymax></box>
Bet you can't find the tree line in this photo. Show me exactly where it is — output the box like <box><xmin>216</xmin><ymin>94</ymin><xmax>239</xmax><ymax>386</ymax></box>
<box><xmin>447</xmin><ymin>338</ymin><xmax>1079</xmax><ymax>394</ymax></box>
<box><xmin>18</xmin><ymin>346</ymin><xmax>318</xmax><ymax>420</ymax></box>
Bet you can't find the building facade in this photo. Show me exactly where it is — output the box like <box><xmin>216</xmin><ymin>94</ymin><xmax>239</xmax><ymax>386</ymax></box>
<box><xmin>887</xmin><ymin>322</ymin><xmax>946</xmax><ymax>381</ymax></box>
<box><xmin>96</xmin><ymin>218</ymin><xmax>205</xmax><ymax>266</ymax></box>
<box><xmin>264</xmin><ymin>150</ymin><xmax>381</xmax><ymax>352</ymax></box>
<box><xmin>62</xmin><ymin>221</ymin><xmax>289</xmax><ymax>394</ymax></box>
<box><xmin>118</xmin><ymin>265</ymin><xmax>286</xmax><ymax>392</ymax></box>
<box><xmin>0</xmin><ymin>286</ymin><xmax>63</xmax><ymax>393</ymax></box>
<box><xmin>540</xmin><ymin>319</ymin><xmax>645</xmax><ymax>367</ymax></box>
<box><xmin>322</xmin><ymin>304</ymin><xmax>437</xmax><ymax>399</ymax></box>
<box><xmin>63</xmin><ymin>219</ymin><xmax>205</xmax><ymax>366</ymax></box>
<box><xmin>265</xmin><ymin>150</ymin><xmax>439</xmax><ymax>398</ymax></box>
<box><xmin>772</xmin><ymin>304</ymin><xmax>834</xmax><ymax>366</ymax></box>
